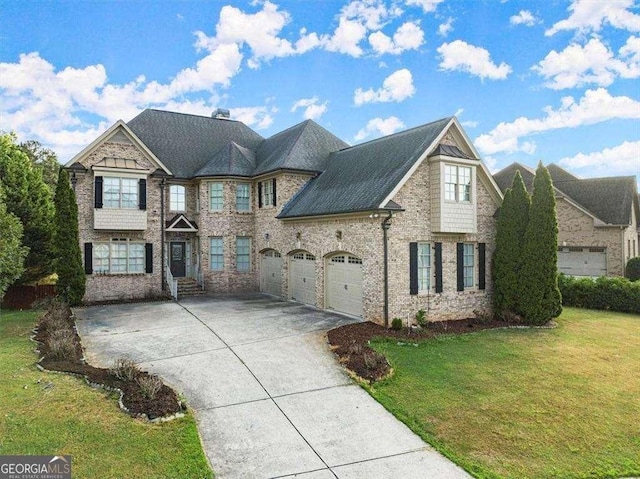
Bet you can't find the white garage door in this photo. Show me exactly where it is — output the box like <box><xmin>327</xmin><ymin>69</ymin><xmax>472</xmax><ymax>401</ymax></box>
<box><xmin>289</xmin><ymin>252</ymin><xmax>316</xmax><ymax>305</ymax></box>
<box><xmin>558</xmin><ymin>246</ymin><xmax>606</xmax><ymax>277</ymax></box>
<box><xmin>326</xmin><ymin>254</ymin><xmax>363</xmax><ymax>317</ymax></box>
<box><xmin>261</xmin><ymin>250</ymin><xmax>282</xmax><ymax>296</ymax></box>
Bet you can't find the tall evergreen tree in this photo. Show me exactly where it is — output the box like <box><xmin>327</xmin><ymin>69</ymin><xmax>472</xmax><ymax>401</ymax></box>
<box><xmin>518</xmin><ymin>163</ymin><xmax>562</xmax><ymax>325</ymax></box>
<box><xmin>493</xmin><ymin>170</ymin><xmax>530</xmax><ymax>317</ymax></box>
<box><xmin>0</xmin><ymin>133</ymin><xmax>55</xmax><ymax>284</ymax></box>
<box><xmin>19</xmin><ymin>139</ymin><xmax>61</xmax><ymax>199</ymax></box>
<box><xmin>53</xmin><ymin>169</ymin><xmax>85</xmax><ymax>305</ymax></box>
<box><xmin>0</xmin><ymin>182</ymin><xmax>29</xmax><ymax>299</ymax></box>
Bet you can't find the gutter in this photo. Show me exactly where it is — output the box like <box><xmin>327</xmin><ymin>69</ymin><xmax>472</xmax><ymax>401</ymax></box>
<box><xmin>160</xmin><ymin>178</ymin><xmax>166</xmax><ymax>291</ymax></box>
<box><xmin>381</xmin><ymin>211</ymin><xmax>393</xmax><ymax>328</ymax></box>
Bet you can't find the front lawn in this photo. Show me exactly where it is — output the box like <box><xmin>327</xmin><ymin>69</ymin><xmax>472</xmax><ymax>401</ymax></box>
<box><xmin>368</xmin><ymin>308</ymin><xmax>640</xmax><ymax>479</ymax></box>
<box><xmin>0</xmin><ymin>309</ymin><xmax>213</xmax><ymax>479</ymax></box>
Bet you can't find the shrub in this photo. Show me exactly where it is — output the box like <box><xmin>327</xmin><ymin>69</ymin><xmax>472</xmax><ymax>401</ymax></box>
<box><xmin>626</xmin><ymin>257</ymin><xmax>640</xmax><ymax>282</ymax></box>
<box><xmin>415</xmin><ymin>309</ymin><xmax>427</xmax><ymax>327</ymax></box>
<box><xmin>558</xmin><ymin>274</ymin><xmax>640</xmax><ymax>314</ymax></box>
<box><xmin>391</xmin><ymin>317</ymin><xmax>403</xmax><ymax>330</ymax></box>
<box><xmin>473</xmin><ymin>309</ymin><xmax>493</xmax><ymax>324</ymax></box>
<box><xmin>347</xmin><ymin>341</ymin><xmax>363</xmax><ymax>355</ymax></box>
<box><xmin>47</xmin><ymin>329</ymin><xmax>75</xmax><ymax>360</ymax></box>
<box><xmin>363</xmin><ymin>350</ymin><xmax>380</xmax><ymax>370</ymax></box>
<box><xmin>110</xmin><ymin>358</ymin><xmax>140</xmax><ymax>382</ymax></box>
<box><xmin>136</xmin><ymin>374</ymin><xmax>163</xmax><ymax>400</ymax></box>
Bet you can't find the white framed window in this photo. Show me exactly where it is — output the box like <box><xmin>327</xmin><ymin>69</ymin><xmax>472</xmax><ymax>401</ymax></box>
<box><xmin>463</xmin><ymin>243</ymin><xmax>474</xmax><ymax>288</ymax></box>
<box><xmin>236</xmin><ymin>183</ymin><xmax>250</xmax><ymax>211</ymax></box>
<box><xmin>261</xmin><ymin>180</ymin><xmax>273</xmax><ymax>207</ymax></box>
<box><xmin>93</xmin><ymin>240</ymin><xmax>145</xmax><ymax>274</ymax></box>
<box><xmin>195</xmin><ymin>184</ymin><xmax>200</xmax><ymax>213</ymax></box>
<box><xmin>444</xmin><ymin>165</ymin><xmax>472</xmax><ymax>203</ymax></box>
<box><xmin>210</xmin><ymin>182</ymin><xmax>223</xmax><ymax>211</ymax></box>
<box><xmin>170</xmin><ymin>185</ymin><xmax>186</xmax><ymax>211</ymax></box>
<box><xmin>236</xmin><ymin>237</ymin><xmax>251</xmax><ymax>272</ymax></box>
<box><xmin>418</xmin><ymin>243</ymin><xmax>431</xmax><ymax>291</ymax></box>
<box><xmin>209</xmin><ymin>237</ymin><xmax>224</xmax><ymax>271</ymax></box>
<box><xmin>104</xmin><ymin>177</ymin><xmax>138</xmax><ymax>209</ymax></box>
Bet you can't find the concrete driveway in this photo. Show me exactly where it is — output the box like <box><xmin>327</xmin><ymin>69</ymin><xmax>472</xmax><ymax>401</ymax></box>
<box><xmin>75</xmin><ymin>294</ymin><xmax>471</xmax><ymax>479</ymax></box>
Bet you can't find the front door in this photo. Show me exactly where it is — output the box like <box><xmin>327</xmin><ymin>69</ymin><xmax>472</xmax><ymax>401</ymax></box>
<box><xmin>170</xmin><ymin>242</ymin><xmax>186</xmax><ymax>277</ymax></box>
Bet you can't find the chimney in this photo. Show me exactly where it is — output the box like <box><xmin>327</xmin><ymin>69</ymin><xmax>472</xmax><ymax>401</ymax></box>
<box><xmin>212</xmin><ymin>108</ymin><xmax>231</xmax><ymax>120</ymax></box>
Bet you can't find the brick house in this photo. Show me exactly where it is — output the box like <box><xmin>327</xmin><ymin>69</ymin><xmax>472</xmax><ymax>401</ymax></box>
<box><xmin>494</xmin><ymin>163</ymin><xmax>640</xmax><ymax>277</ymax></box>
<box><xmin>66</xmin><ymin>109</ymin><xmax>503</xmax><ymax>324</ymax></box>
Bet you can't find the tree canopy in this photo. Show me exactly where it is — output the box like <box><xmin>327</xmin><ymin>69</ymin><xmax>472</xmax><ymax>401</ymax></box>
<box><xmin>19</xmin><ymin>139</ymin><xmax>61</xmax><ymax>199</ymax></box>
<box><xmin>0</xmin><ymin>182</ymin><xmax>28</xmax><ymax>298</ymax></box>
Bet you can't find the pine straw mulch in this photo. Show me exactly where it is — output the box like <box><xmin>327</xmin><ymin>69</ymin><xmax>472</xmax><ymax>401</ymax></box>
<box><xmin>33</xmin><ymin>304</ymin><xmax>184</xmax><ymax>421</ymax></box>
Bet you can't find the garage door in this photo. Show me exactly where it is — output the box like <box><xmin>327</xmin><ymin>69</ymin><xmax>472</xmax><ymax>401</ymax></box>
<box><xmin>558</xmin><ymin>246</ymin><xmax>606</xmax><ymax>277</ymax></box>
<box><xmin>326</xmin><ymin>254</ymin><xmax>363</xmax><ymax>317</ymax></box>
<box><xmin>261</xmin><ymin>250</ymin><xmax>282</xmax><ymax>296</ymax></box>
<box><xmin>289</xmin><ymin>252</ymin><xmax>316</xmax><ymax>305</ymax></box>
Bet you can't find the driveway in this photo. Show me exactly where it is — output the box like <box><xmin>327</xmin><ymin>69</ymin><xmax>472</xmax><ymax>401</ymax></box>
<box><xmin>75</xmin><ymin>294</ymin><xmax>471</xmax><ymax>479</ymax></box>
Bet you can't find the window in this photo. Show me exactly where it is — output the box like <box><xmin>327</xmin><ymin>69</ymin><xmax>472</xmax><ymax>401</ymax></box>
<box><xmin>418</xmin><ymin>243</ymin><xmax>431</xmax><ymax>291</ymax></box>
<box><xmin>463</xmin><ymin>243</ymin><xmax>474</xmax><ymax>288</ymax></box>
<box><xmin>236</xmin><ymin>183</ymin><xmax>250</xmax><ymax>211</ymax></box>
<box><xmin>195</xmin><ymin>184</ymin><xmax>200</xmax><ymax>212</ymax></box>
<box><xmin>170</xmin><ymin>185</ymin><xmax>186</xmax><ymax>211</ymax></box>
<box><xmin>93</xmin><ymin>240</ymin><xmax>145</xmax><ymax>274</ymax></box>
<box><xmin>210</xmin><ymin>182</ymin><xmax>223</xmax><ymax>211</ymax></box>
<box><xmin>261</xmin><ymin>180</ymin><xmax>273</xmax><ymax>207</ymax></box>
<box><xmin>236</xmin><ymin>237</ymin><xmax>251</xmax><ymax>272</ymax></box>
<box><xmin>444</xmin><ymin>165</ymin><xmax>472</xmax><ymax>202</ymax></box>
<box><xmin>209</xmin><ymin>237</ymin><xmax>223</xmax><ymax>271</ymax></box>
<box><xmin>104</xmin><ymin>177</ymin><xmax>138</xmax><ymax>208</ymax></box>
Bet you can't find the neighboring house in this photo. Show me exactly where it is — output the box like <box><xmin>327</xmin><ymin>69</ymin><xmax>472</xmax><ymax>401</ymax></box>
<box><xmin>66</xmin><ymin>109</ymin><xmax>503</xmax><ymax>323</ymax></box>
<box><xmin>494</xmin><ymin>163</ymin><xmax>640</xmax><ymax>278</ymax></box>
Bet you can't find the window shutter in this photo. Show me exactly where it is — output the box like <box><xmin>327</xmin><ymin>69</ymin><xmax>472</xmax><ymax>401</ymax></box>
<box><xmin>435</xmin><ymin>243</ymin><xmax>443</xmax><ymax>293</ymax></box>
<box><xmin>456</xmin><ymin>242</ymin><xmax>465</xmax><ymax>292</ymax></box>
<box><xmin>145</xmin><ymin>243</ymin><xmax>153</xmax><ymax>273</ymax></box>
<box><xmin>94</xmin><ymin>176</ymin><xmax>103</xmax><ymax>208</ymax></box>
<box><xmin>409</xmin><ymin>242</ymin><xmax>418</xmax><ymax>295</ymax></box>
<box><xmin>272</xmin><ymin>178</ymin><xmax>277</xmax><ymax>206</ymax></box>
<box><xmin>139</xmin><ymin>179</ymin><xmax>147</xmax><ymax>210</ymax></box>
<box><xmin>258</xmin><ymin>182</ymin><xmax>263</xmax><ymax>208</ymax></box>
<box><xmin>478</xmin><ymin>243</ymin><xmax>486</xmax><ymax>290</ymax></box>
<box><xmin>84</xmin><ymin>243</ymin><xmax>93</xmax><ymax>274</ymax></box>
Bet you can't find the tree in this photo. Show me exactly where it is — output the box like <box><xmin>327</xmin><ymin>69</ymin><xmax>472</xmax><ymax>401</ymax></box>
<box><xmin>19</xmin><ymin>140</ymin><xmax>61</xmax><ymax>198</ymax></box>
<box><xmin>53</xmin><ymin>169</ymin><xmax>85</xmax><ymax>305</ymax></box>
<box><xmin>0</xmin><ymin>133</ymin><xmax>55</xmax><ymax>284</ymax></box>
<box><xmin>493</xmin><ymin>170</ymin><xmax>530</xmax><ymax>317</ymax></box>
<box><xmin>0</xmin><ymin>182</ymin><xmax>29</xmax><ymax>299</ymax></box>
<box><xmin>518</xmin><ymin>163</ymin><xmax>562</xmax><ymax>325</ymax></box>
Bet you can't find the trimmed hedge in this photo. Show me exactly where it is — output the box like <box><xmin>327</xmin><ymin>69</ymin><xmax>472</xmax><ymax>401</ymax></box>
<box><xmin>626</xmin><ymin>257</ymin><xmax>640</xmax><ymax>282</ymax></box>
<box><xmin>558</xmin><ymin>274</ymin><xmax>640</xmax><ymax>314</ymax></box>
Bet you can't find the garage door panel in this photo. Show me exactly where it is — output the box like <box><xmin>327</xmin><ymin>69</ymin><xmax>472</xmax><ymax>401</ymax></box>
<box><xmin>290</xmin><ymin>253</ymin><xmax>316</xmax><ymax>305</ymax></box>
<box><xmin>326</xmin><ymin>255</ymin><xmax>363</xmax><ymax>317</ymax></box>
<box><xmin>558</xmin><ymin>247</ymin><xmax>606</xmax><ymax>277</ymax></box>
<box><xmin>261</xmin><ymin>251</ymin><xmax>282</xmax><ymax>296</ymax></box>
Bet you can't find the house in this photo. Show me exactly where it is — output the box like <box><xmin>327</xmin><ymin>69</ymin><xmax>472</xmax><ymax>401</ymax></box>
<box><xmin>493</xmin><ymin>163</ymin><xmax>640</xmax><ymax>277</ymax></box>
<box><xmin>66</xmin><ymin>109</ymin><xmax>503</xmax><ymax>324</ymax></box>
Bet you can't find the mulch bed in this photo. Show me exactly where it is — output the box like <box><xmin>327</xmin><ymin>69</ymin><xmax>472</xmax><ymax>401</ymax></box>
<box><xmin>327</xmin><ymin>317</ymin><xmax>522</xmax><ymax>383</ymax></box>
<box><xmin>33</xmin><ymin>305</ymin><xmax>184</xmax><ymax>420</ymax></box>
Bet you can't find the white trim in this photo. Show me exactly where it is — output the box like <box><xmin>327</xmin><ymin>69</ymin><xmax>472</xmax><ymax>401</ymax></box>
<box><xmin>166</xmin><ymin>214</ymin><xmax>198</xmax><ymax>232</ymax></box>
<box><xmin>92</xmin><ymin>167</ymin><xmax>151</xmax><ymax>177</ymax></box>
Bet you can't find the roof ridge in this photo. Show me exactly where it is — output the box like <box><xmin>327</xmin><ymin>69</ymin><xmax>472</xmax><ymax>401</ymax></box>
<box><xmin>143</xmin><ymin>108</ymin><xmax>245</xmax><ymax>124</ymax></box>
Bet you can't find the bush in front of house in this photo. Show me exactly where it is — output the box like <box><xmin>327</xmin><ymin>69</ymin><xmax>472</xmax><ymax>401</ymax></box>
<box><xmin>558</xmin><ymin>274</ymin><xmax>640</xmax><ymax>314</ymax></box>
<box><xmin>391</xmin><ymin>318</ymin><xmax>403</xmax><ymax>330</ymax></box>
<box><xmin>626</xmin><ymin>257</ymin><xmax>640</xmax><ymax>282</ymax></box>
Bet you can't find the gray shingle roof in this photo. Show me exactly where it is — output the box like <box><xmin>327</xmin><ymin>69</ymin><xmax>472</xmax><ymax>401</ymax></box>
<box><xmin>492</xmin><ymin>162</ymin><xmax>535</xmax><ymax>193</ymax></box>
<box><xmin>278</xmin><ymin>117</ymin><xmax>452</xmax><ymax>218</ymax></box>
<box><xmin>430</xmin><ymin>144</ymin><xmax>476</xmax><ymax>159</ymax></box>
<box><xmin>194</xmin><ymin>141</ymin><xmax>256</xmax><ymax>177</ymax></box>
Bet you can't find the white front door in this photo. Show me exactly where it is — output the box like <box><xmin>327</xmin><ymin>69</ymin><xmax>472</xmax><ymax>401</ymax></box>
<box><xmin>289</xmin><ymin>252</ymin><xmax>316</xmax><ymax>305</ymax></box>
<box><xmin>261</xmin><ymin>250</ymin><xmax>283</xmax><ymax>296</ymax></box>
<box><xmin>326</xmin><ymin>254</ymin><xmax>363</xmax><ymax>317</ymax></box>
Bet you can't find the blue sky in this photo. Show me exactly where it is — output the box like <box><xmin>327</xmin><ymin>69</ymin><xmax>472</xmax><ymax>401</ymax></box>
<box><xmin>1</xmin><ymin>0</ymin><xmax>639</xmax><ymax>182</ymax></box>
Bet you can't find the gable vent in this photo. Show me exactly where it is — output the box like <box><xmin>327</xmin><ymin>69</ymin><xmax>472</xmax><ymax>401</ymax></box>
<box><xmin>212</xmin><ymin>108</ymin><xmax>231</xmax><ymax>120</ymax></box>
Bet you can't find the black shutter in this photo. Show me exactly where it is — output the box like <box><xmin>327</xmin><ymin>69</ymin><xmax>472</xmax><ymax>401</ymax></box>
<box><xmin>435</xmin><ymin>243</ymin><xmax>443</xmax><ymax>293</ymax></box>
<box><xmin>457</xmin><ymin>242</ymin><xmax>465</xmax><ymax>291</ymax></box>
<box><xmin>409</xmin><ymin>242</ymin><xmax>418</xmax><ymax>295</ymax></box>
<box><xmin>478</xmin><ymin>243</ymin><xmax>486</xmax><ymax>290</ymax></box>
<box><xmin>139</xmin><ymin>179</ymin><xmax>147</xmax><ymax>210</ymax></box>
<box><xmin>145</xmin><ymin>243</ymin><xmax>153</xmax><ymax>273</ymax></box>
<box><xmin>94</xmin><ymin>176</ymin><xmax>103</xmax><ymax>208</ymax></box>
<box><xmin>272</xmin><ymin>178</ymin><xmax>277</xmax><ymax>206</ymax></box>
<box><xmin>84</xmin><ymin>243</ymin><xmax>93</xmax><ymax>274</ymax></box>
<box><xmin>258</xmin><ymin>182</ymin><xmax>263</xmax><ymax>208</ymax></box>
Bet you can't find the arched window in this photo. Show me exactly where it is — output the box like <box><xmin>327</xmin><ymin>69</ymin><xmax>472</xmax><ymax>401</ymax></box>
<box><xmin>170</xmin><ymin>185</ymin><xmax>186</xmax><ymax>211</ymax></box>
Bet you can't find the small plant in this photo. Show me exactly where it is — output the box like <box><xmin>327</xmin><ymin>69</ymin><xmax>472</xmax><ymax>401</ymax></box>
<box><xmin>473</xmin><ymin>309</ymin><xmax>493</xmax><ymax>324</ymax></box>
<box><xmin>47</xmin><ymin>329</ymin><xmax>75</xmax><ymax>360</ymax></box>
<box><xmin>347</xmin><ymin>341</ymin><xmax>363</xmax><ymax>355</ymax></box>
<box><xmin>363</xmin><ymin>350</ymin><xmax>379</xmax><ymax>370</ymax></box>
<box><xmin>110</xmin><ymin>358</ymin><xmax>140</xmax><ymax>382</ymax></box>
<box><xmin>391</xmin><ymin>317</ymin><xmax>403</xmax><ymax>330</ymax></box>
<box><xmin>136</xmin><ymin>374</ymin><xmax>163</xmax><ymax>400</ymax></box>
<box><xmin>415</xmin><ymin>309</ymin><xmax>427</xmax><ymax>327</ymax></box>
<box><xmin>626</xmin><ymin>257</ymin><xmax>640</xmax><ymax>282</ymax></box>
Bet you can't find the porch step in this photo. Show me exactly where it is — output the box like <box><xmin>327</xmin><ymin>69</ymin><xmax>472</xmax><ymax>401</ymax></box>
<box><xmin>176</xmin><ymin>278</ymin><xmax>205</xmax><ymax>298</ymax></box>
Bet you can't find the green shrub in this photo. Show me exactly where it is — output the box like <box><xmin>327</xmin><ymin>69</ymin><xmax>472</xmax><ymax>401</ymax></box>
<box><xmin>415</xmin><ymin>309</ymin><xmax>427</xmax><ymax>327</ymax></box>
<box><xmin>626</xmin><ymin>257</ymin><xmax>640</xmax><ymax>281</ymax></box>
<box><xmin>391</xmin><ymin>317</ymin><xmax>403</xmax><ymax>330</ymax></box>
<box><xmin>558</xmin><ymin>274</ymin><xmax>640</xmax><ymax>314</ymax></box>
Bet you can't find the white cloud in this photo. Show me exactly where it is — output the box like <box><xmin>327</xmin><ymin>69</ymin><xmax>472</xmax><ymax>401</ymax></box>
<box><xmin>322</xmin><ymin>17</ymin><xmax>368</xmax><ymax>57</ymax></box>
<box><xmin>354</xmin><ymin>68</ymin><xmax>416</xmax><ymax>105</ymax></box>
<box><xmin>405</xmin><ymin>0</ymin><xmax>444</xmax><ymax>14</ymax></box>
<box><xmin>437</xmin><ymin>40</ymin><xmax>512</xmax><ymax>80</ymax></box>
<box><xmin>354</xmin><ymin>116</ymin><xmax>405</xmax><ymax>141</ymax></box>
<box><xmin>340</xmin><ymin>0</ymin><xmax>396</xmax><ymax>30</ymax></box>
<box><xmin>510</xmin><ymin>10</ymin><xmax>538</xmax><ymax>26</ymax></box>
<box><xmin>558</xmin><ymin>141</ymin><xmax>640</xmax><ymax>177</ymax></box>
<box><xmin>437</xmin><ymin>17</ymin><xmax>454</xmax><ymax>37</ymax></box>
<box><xmin>369</xmin><ymin>21</ymin><xmax>424</xmax><ymax>55</ymax></box>
<box><xmin>546</xmin><ymin>0</ymin><xmax>640</xmax><ymax>36</ymax></box>
<box><xmin>290</xmin><ymin>96</ymin><xmax>328</xmax><ymax>120</ymax></box>
<box><xmin>474</xmin><ymin>88</ymin><xmax>640</xmax><ymax>155</ymax></box>
<box><xmin>232</xmin><ymin>106</ymin><xmax>275</xmax><ymax>129</ymax></box>
<box><xmin>461</xmin><ymin>120</ymin><xmax>479</xmax><ymax>128</ymax></box>
<box><xmin>533</xmin><ymin>36</ymin><xmax>640</xmax><ymax>89</ymax></box>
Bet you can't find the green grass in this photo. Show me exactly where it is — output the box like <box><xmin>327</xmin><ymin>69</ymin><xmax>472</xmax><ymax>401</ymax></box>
<box><xmin>368</xmin><ymin>308</ymin><xmax>640</xmax><ymax>479</ymax></box>
<box><xmin>0</xmin><ymin>309</ymin><xmax>213</xmax><ymax>479</ymax></box>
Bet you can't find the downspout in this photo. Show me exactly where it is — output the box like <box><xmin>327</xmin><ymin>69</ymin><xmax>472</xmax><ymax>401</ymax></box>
<box><xmin>160</xmin><ymin>177</ymin><xmax>166</xmax><ymax>291</ymax></box>
<box><xmin>382</xmin><ymin>211</ymin><xmax>393</xmax><ymax>328</ymax></box>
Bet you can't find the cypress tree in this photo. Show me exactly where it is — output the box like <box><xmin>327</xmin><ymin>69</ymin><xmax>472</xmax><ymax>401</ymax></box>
<box><xmin>518</xmin><ymin>163</ymin><xmax>562</xmax><ymax>325</ymax></box>
<box><xmin>53</xmin><ymin>169</ymin><xmax>85</xmax><ymax>305</ymax></box>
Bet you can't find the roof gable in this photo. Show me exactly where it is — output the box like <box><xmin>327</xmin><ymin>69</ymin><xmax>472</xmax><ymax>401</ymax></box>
<box><xmin>165</xmin><ymin>214</ymin><xmax>198</xmax><ymax>232</ymax></box>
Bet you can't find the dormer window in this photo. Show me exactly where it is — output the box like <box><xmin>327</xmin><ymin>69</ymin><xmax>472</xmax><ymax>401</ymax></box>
<box><xmin>445</xmin><ymin>165</ymin><xmax>471</xmax><ymax>203</ymax></box>
<box><xmin>104</xmin><ymin>177</ymin><xmax>138</xmax><ymax>208</ymax></box>
<box><xmin>170</xmin><ymin>185</ymin><xmax>186</xmax><ymax>212</ymax></box>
